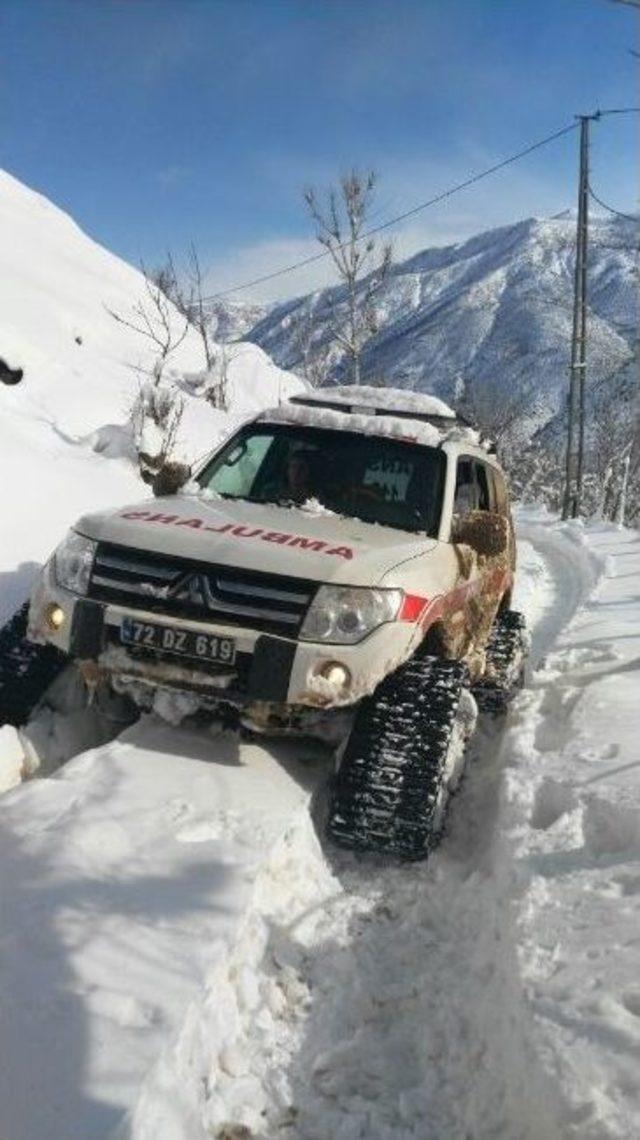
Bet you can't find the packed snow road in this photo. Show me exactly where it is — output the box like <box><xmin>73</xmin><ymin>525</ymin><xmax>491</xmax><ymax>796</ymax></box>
<box><xmin>1</xmin><ymin>513</ymin><xmax>636</xmax><ymax>1140</ymax></box>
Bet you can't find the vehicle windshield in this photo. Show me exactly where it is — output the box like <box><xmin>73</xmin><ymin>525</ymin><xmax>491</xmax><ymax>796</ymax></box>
<box><xmin>196</xmin><ymin>423</ymin><xmax>446</xmax><ymax>536</ymax></box>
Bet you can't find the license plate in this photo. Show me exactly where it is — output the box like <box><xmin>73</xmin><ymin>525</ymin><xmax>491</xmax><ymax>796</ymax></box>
<box><xmin>120</xmin><ymin>617</ymin><xmax>236</xmax><ymax>665</ymax></box>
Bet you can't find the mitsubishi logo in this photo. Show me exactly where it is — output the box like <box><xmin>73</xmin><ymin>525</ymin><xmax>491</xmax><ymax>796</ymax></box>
<box><xmin>139</xmin><ymin>572</ymin><xmax>214</xmax><ymax>607</ymax></box>
<box><xmin>169</xmin><ymin>573</ymin><xmax>211</xmax><ymax>607</ymax></box>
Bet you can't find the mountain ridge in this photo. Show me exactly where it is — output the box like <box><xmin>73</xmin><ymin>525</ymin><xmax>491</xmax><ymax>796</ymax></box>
<box><xmin>229</xmin><ymin>212</ymin><xmax>637</xmax><ymax>438</ymax></box>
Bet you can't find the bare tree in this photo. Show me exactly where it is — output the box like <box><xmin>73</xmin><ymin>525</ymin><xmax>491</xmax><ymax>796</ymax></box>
<box><xmin>206</xmin><ymin>343</ymin><xmax>231</xmax><ymax>411</ymax></box>
<box><xmin>107</xmin><ymin>267</ymin><xmax>190</xmax><ymax>482</ymax></box>
<box><xmin>289</xmin><ymin>301</ymin><xmax>337</xmax><ymax>387</ymax></box>
<box><xmin>151</xmin><ymin>248</ymin><xmax>229</xmax><ymax>410</ymax></box>
<box><xmin>159</xmin><ymin>246</ymin><xmax>216</xmax><ymax>369</ymax></box>
<box><xmin>107</xmin><ymin>266</ymin><xmax>190</xmax><ymax>384</ymax></box>
<box><xmin>304</xmin><ymin>171</ymin><xmax>392</xmax><ymax>384</ymax></box>
<box><xmin>507</xmin><ymin>441</ymin><xmax>565</xmax><ymax>513</ymax></box>
<box><xmin>129</xmin><ymin>382</ymin><xmax>184</xmax><ymax>486</ymax></box>
<box><xmin>148</xmin><ymin>260</ymin><xmax>178</xmax><ymax>303</ymax></box>
<box><xmin>586</xmin><ymin>346</ymin><xmax>640</xmax><ymax>522</ymax></box>
<box><xmin>504</xmin><ymin>343</ymin><xmax>640</xmax><ymax>524</ymax></box>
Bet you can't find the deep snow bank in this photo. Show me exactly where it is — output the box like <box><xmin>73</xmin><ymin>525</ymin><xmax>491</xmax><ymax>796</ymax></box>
<box><xmin>0</xmin><ymin>718</ymin><xmax>323</xmax><ymax>1140</ymax></box>
<box><xmin>0</xmin><ymin>168</ymin><xmax>301</xmax><ymax>622</ymax></box>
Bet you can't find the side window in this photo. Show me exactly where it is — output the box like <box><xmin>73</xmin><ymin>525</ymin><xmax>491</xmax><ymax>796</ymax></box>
<box><xmin>453</xmin><ymin>459</ymin><xmax>479</xmax><ymax>517</ymax></box>
<box><xmin>491</xmin><ymin>469</ymin><xmax>508</xmax><ymax>515</ymax></box>
<box><xmin>475</xmin><ymin>463</ymin><xmax>491</xmax><ymax>511</ymax></box>
<box><xmin>203</xmin><ymin>433</ymin><xmax>273</xmax><ymax>496</ymax></box>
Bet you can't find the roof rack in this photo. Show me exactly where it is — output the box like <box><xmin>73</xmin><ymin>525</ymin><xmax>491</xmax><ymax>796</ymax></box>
<box><xmin>288</xmin><ymin>393</ymin><xmax>474</xmax><ymax>433</ymax></box>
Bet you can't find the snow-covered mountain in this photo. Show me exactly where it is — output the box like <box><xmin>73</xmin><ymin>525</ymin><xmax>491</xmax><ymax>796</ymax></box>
<box><xmin>205</xmin><ymin>296</ymin><xmax>272</xmax><ymax>343</ymax></box>
<box><xmin>0</xmin><ymin>169</ymin><xmax>301</xmax><ymax>620</ymax></box>
<box><xmin>244</xmin><ymin>214</ymin><xmax>638</xmax><ymax>432</ymax></box>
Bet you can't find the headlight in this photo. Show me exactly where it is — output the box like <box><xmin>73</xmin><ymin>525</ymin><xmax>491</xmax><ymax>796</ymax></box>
<box><xmin>300</xmin><ymin>586</ymin><xmax>403</xmax><ymax>644</ymax></box>
<box><xmin>53</xmin><ymin>531</ymin><xmax>97</xmax><ymax>595</ymax></box>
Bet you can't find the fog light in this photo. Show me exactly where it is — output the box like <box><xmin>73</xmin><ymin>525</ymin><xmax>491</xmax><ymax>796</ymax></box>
<box><xmin>45</xmin><ymin>604</ymin><xmax>65</xmax><ymax>631</ymax></box>
<box><xmin>319</xmin><ymin>661</ymin><xmax>351</xmax><ymax>690</ymax></box>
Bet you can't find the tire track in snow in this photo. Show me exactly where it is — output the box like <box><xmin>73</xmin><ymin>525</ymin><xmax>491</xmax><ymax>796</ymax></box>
<box><xmin>515</xmin><ymin>510</ymin><xmax>601</xmax><ymax>667</ymax></box>
<box><xmin>124</xmin><ymin>519</ymin><xmax>601</xmax><ymax>1140</ymax></box>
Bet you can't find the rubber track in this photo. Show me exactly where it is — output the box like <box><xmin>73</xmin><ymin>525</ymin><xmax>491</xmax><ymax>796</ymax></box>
<box><xmin>327</xmin><ymin>656</ymin><xmax>466</xmax><ymax>860</ymax></box>
<box><xmin>0</xmin><ymin>603</ymin><xmax>67</xmax><ymax>727</ymax></box>
<box><xmin>472</xmin><ymin>610</ymin><xmax>529</xmax><ymax>714</ymax></box>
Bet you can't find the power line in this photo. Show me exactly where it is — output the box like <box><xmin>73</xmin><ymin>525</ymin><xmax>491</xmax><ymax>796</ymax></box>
<box><xmin>593</xmin><ymin>106</ymin><xmax>640</xmax><ymax>114</ymax></box>
<box><xmin>201</xmin><ymin>120</ymin><xmax>580</xmax><ymax>303</ymax></box>
<box><xmin>588</xmin><ymin>183</ymin><xmax>639</xmax><ymax>222</ymax></box>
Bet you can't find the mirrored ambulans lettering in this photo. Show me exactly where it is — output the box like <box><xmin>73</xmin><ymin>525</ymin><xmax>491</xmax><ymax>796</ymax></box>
<box><xmin>261</xmin><ymin>531</ymin><xmax>292</xmax><ymax>544</ymax></box>
<box><xmin>231</xmin><ymin>525</ymin><xmax>263</xmax><ymax>538</ymax></box>
<box><xmin>288</xmin><ymin>537</ymin><xmax>326</xmax><ymax>553</ymax></box>
<box><xmin>117</xmin><ymin>511</ymin><xmax>354</xmax><ymax>558</ymax></box>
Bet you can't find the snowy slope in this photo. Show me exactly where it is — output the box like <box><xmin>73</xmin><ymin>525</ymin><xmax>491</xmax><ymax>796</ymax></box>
<box><xmin>246</xmin><ymin>214</ymin><xmax>637</xmax><ymax>430</ymax></box>
<box><xmin>2</xmin><ymin>514</ymin><xmax>638</xmax><ymax>1139</ymax></box>
<box><xmin>0</xmin><ymin>169</ymin><xmax>301</xmax><ymax>621</ymax></box>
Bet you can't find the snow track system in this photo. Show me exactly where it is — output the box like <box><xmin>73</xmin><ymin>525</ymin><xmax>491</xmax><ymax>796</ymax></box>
<box><xmin>327</xmin><ymin>656</ymin><xmax>469</xmax><ymax>860</ymax></box>
<box><xmin>472</xmin><ymin>609</ymin><xmax>529</xmax><ymax>714</ymax></box>
<box><xmin>327</xmin><ymin>610</ymin><xmax>529</xmax><ymax>860</ymax></box>
<box><xmin>0</xmin><ymin>603</ymin><xmax>66</xmax><ymax>727</ymax></box>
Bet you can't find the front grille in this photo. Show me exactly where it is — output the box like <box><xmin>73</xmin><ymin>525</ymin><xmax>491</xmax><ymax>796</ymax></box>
<box><xmin>89</xmin><ymin>542</ymin><xmax>317</xmax><ymax>636</ymax></box>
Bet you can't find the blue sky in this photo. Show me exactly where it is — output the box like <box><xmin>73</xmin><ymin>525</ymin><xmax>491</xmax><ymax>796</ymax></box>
<box><xmin>2</xmin><ymin>0</ymin><xmax>638</xmax><ymax>300</ymax></box>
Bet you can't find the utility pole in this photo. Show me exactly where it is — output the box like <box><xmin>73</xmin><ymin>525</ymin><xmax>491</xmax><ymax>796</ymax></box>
<box><xmin>562</xmin><ymin>113</ymin><xmax>599</xmax><ymax>519</ymax></box>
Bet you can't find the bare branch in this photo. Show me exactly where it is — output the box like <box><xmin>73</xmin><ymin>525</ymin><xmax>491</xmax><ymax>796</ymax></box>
<box><xmin>303</xmin><ymin>169</ymin><xmax>392</xmax><ymax>384</ymax></box>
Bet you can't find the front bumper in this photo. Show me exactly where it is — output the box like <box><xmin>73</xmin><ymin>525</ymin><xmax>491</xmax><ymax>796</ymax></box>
<box><xmin>29</xmin><ymin>561</ymin><xmax>419</xmax><ymax>709</ymax></box>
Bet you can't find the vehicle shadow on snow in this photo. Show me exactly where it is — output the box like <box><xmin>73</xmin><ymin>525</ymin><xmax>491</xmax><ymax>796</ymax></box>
<box><xmin>121</xmin><ymin>713</ymin><xmax>334</xmax><ymax>797</ymax></box>
<box><xmin>0</xmin><ymin>759</ymin><xmax>236</xmax><ymax>1140</ymax></box>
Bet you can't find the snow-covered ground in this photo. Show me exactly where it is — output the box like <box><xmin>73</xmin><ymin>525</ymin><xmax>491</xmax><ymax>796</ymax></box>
<box><xmin>1</xmin><ymin>511</ymin><xmax>639</xmax><ymax>1140</ymax></box>
<box><xmin>503</xmin><ymin>513</ymin><xmax>640</xmax><ymax>1140</ymax></box>
<box><xmin>0</xmin><ymin>719</ymin><xmax>327</xmax><ymax>1140</ymax></box>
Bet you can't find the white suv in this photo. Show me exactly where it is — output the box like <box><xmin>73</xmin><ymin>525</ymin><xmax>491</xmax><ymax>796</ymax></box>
<box><xmin>27</xmin><ymin>386</ymin><xmax>527</xmax><ymax>857</ymax></box>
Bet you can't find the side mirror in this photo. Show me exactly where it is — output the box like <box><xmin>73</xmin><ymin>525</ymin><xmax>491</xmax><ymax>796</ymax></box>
<box><xmin>151</xmin><ymin>461</ymin><xmax>192</xmax><ymax>497</ymax></box>
<box><xmin>452</xmin><ymin>510</ymin><xmax>508</xmax><ymax>557</ymax></box>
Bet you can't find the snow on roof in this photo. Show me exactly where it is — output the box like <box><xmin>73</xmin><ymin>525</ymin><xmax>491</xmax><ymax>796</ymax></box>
<box><xmin>259</xmin><ymin>397</ymin><xmax>482</xmax><ymax>450</ymax></box>
<box><xmin>290</xmin><ymin>385</ymin><xmax>457</xmax><ymax>419</ymax></box>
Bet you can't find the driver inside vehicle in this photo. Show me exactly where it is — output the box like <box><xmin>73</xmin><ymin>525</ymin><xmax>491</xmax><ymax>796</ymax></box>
<box><xmin>266</xmin><ymin>448</ymin><xmax>317</xmax><ymax>505</ymax></box>
<box><xmin>286</xmin><ymin>451</ymin><xmax>313</xmax><ymax>501</ymax></box>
